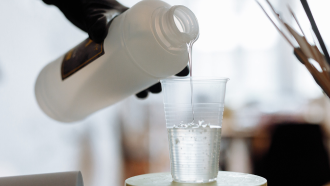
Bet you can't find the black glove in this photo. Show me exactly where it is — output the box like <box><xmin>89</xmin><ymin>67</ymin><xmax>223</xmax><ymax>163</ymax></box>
<box><xmin>136</xmin><ymin>66</ymin><xmax>190</xmax><ymax>99</ymax></box>
<box><xmin>42</xmin><ymin>0</ymin><xmax>128</xmax><ymax>43</ymax></box>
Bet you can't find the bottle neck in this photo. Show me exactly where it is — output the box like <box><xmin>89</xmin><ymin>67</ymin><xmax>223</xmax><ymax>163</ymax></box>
<box><xmin>153</xmin><ymin>5</ymin><xmax>199</xmax><ymax>51</ymax></box>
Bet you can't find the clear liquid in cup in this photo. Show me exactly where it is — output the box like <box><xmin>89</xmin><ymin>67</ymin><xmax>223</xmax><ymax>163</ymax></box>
<box><xmin>167</xmin><ymin>122</ymin><xmax>221</xmax><ymax>183</ymax></box>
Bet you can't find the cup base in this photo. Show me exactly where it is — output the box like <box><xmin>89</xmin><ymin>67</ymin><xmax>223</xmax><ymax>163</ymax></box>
<box><xmin>173</xmin><ymin>177</ymin><xmax>217</xmax><ymax>183</ymax></box>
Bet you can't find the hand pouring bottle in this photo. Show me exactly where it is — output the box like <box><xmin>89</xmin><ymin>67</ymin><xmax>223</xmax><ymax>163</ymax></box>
<box><xmin>35</xmin><ymin>0</ymin><xmax>199</xmax><ymax>122</ymax></box>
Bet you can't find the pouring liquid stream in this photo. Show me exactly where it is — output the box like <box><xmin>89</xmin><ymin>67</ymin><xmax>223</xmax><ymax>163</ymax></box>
<box><xmin>187</xmin><ymin>34</ymin><xmax>199</xmax><ymax>125</ymax></box>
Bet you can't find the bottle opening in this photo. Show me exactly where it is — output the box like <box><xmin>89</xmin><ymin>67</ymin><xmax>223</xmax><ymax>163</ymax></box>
<box><xmin>169</xmin><ymin>6</ymin><xmax>199</xmax><ymax>43</ymax></box>
<box><xmin>152</xmin><ymin>5</ymin><xmax>199</xmax><ymax>49</ymax></box>
<box><xmin>174</xmin><ymin>15</ymin><xmax>184</xmax><ymax>33</ymax></box>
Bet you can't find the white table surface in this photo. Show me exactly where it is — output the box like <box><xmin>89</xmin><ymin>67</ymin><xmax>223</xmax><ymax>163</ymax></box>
<box><xmin>125</xmin><ymin>171</ymin><xmax>267</xmax><ymax>186</ymax></box>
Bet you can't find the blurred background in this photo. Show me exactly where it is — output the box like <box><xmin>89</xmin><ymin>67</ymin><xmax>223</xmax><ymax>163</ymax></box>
<box><xmin>1</xmin><ymin>0</ymin><xmax>330</xmax><ymax>185</ymax></box>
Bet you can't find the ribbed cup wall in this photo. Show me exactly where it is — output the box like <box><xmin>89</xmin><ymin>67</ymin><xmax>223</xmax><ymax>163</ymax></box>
<box><xmin>164</xmin><ymin>103</ymin><xmax>224</xmax><ymax>128</ymax></box>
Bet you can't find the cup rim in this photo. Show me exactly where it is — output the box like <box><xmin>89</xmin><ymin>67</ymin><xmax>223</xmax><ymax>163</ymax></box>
<box><xmin>160</xmin><ymin>76</ymin><xmax>229</xmax><ymax>82</ymax></box>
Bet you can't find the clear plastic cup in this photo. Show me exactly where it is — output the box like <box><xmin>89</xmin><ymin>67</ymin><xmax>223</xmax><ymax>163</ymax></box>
<box><xmin>160</xmin><ymin>77</ymin><xmax>229</xmax><ymax>183</ymax></box>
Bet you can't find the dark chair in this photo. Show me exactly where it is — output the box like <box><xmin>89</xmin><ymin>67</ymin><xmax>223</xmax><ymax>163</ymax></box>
<box><xmin>254</xmin><ymin>123</ymin><xmax>330</xmax><ymax>186</ymax></box>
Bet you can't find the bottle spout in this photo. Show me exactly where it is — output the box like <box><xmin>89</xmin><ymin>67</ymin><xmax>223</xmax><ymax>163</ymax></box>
<box><xmin>153</xmin><ymin>5</ymin><xmax>199</xmax><ymax>49</ymax></box>
<box><xmin>167</xmin><ymin>5</ymin><xmax>199</xmax><ymax>43</ymax></box>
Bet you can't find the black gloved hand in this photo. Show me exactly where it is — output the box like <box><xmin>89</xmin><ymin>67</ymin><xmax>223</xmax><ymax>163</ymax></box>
<box><xmin>136</xmin><ymin>66</ymin><xmax>190</xmax><ymax>99</ymax></box>
<box><xmin>43</xmin><ymin>0</ymin><xmax>128</xmax><ymax>43</ymax></box>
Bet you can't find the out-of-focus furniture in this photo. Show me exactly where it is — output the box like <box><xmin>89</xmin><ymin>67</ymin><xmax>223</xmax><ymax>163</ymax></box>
<box><xmin>254</xmin><ymin>123</ymin><xmax>330</xmax><ymax>186</ymax></box>
<box><xmin>0</xmin><ymin>171</ymin><xmax>83</xmax><ymax>186</ymax></box>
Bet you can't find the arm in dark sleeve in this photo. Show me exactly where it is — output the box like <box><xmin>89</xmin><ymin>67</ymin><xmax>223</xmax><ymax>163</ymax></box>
<box><xmin>43</xmin><ymin>0</ymin><xmax>128</xmax><ymax>43</ymax></box>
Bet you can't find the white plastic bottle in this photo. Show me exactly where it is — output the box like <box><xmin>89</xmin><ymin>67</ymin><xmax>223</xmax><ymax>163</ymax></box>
<box><xmin>35</xmin><ymin>0</ymin><xmax>199</xmax><ymax>122</ymax></box>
